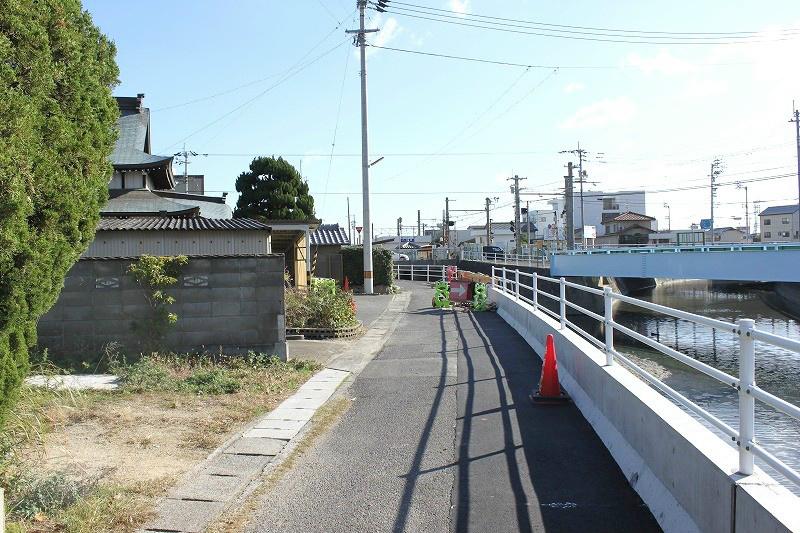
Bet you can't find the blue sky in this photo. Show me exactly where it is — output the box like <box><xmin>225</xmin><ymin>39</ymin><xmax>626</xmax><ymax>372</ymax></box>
<box><xmin>84</xmin><ymin>0</ymin><xmax>800</xmax><ymax>236</ymax></box>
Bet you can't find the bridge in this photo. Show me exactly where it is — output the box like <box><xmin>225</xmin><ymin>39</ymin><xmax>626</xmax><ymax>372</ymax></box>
<box><xmin>549</xmin><ymin>243</ymin><xmax>800</xmax><ymax>282</ymax></box>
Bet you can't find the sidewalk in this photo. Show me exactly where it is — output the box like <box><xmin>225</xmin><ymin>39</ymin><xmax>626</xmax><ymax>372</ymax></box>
<box><xmin>244</xmin><ymin>282</ymin><xmax>659</xmax><ymax>532</ymax></box>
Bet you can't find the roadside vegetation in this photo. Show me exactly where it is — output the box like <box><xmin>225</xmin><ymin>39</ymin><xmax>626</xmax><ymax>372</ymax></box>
<box><xmin>285</xmin><ymin>277</ymin><xmax>359</xmax><ymax>330</ymax></box>
<box><xmin>1</xmin><ymin>352</ymin><xmax>318</xmax><ymax>532</ymax></box>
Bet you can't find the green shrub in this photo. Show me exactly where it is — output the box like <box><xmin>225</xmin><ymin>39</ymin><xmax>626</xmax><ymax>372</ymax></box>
<box><xmin>128</xmin><ymin>255</ymin><xmax>188</xmax><ymax>351</ymax></box>
<box><xmin>116</xmin><ymin>357</ymin><xmax>178</xmax><ymax>392</ymax></box>
<box><xmin>7</xmin><ymin>471</ymin><xmax>93</xmax><ymax>520</ymax></box>
<box><xmin>286</xmin><ymin>285</ymin><xmax>357</xmax><ymax>329</ymax></box>
<box><xmin>310</xmin><ymin>277</ymin><xmax>336</xmax><ymax>295</ymax></box>
<box><xmin>0</xmin><ymin>0</ymin><xmax>119</xmax><ymax>428</ymax></box>
<box><xmin>341</xmin><ymin>247</ymin><xmax>393</xmax><ymax>286</ymax></box>
<box><xmin>185</xmin><ymin>369</ymin><xmax>240</xmax><ymax>394</ymax></box>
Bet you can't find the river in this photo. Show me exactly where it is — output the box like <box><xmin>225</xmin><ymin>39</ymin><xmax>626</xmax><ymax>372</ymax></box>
<box><xmin>611</xmin><ymin>279</ymin><xmax>800</xmax><ymax>494</ymax></box>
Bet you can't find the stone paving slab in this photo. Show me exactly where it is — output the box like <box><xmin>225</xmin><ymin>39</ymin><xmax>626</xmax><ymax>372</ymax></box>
<box><xmin>252</xmin><ymin>418</ymin><xmax>307</xmax><ymax>431</ymax></box>
<box><xmin>243</xmin><ymin>427</ymin><xmax>298</xmax><ymax>440</ymax></box>
<box><xmin>168</xmin><ymin>473</ymin><xmax>251</xmax><ymax>502</ymax></box>
<box><xmin>224</xmin><ymin>437</ymin><xmax>285</xmax><ymax>456</ymax></box>
<box><xmin>202</xmin><ymin>454</ymin><xmax>272</xmax><ymax>477</ymax></box>
<box><xmin>145</xmin><ymin>499</ymin><xmax>226</xmax><ymax>533</ymax></box>
<box><xmin>279</xmin><ymin>396</ymin><xmax>328</xmax><ymax>409</ymax></box>
<box><xmin>262</xmin><ymin>407</ymin><xmax>316</xmax><ymax>421</ymax></box>
<box><xmin>26</xmin><ymin>374</ymin><xmax>119</xmax><ymax>390</ymax></box>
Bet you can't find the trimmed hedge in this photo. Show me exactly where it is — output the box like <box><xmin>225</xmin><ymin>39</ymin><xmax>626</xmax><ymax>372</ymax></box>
<box><xmin>0</xmin><ymin>1</ymin><xmax>119</xmax><ymax>426</ymax></box>
<box><xmin>341</xmin><ymin>247</ymin><xmax>393</xmax><ymax>287</ymax></box>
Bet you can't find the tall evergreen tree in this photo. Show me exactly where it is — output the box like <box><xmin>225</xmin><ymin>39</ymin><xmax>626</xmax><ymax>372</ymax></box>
<box><xmin>233</xmin><ymin>157</ymin><xmax>315</xmax><ymax>220</ymax></box>
<box><xmin>0</xmin><ymin>0</ymin><xmax>119</xmax><ymax>425</ymax></box>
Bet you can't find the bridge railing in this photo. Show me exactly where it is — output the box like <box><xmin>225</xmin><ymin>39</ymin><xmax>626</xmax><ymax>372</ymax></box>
<box><xmin>461</xmin><ymin>249</ymin><xmax>549</xmax><ymax>267</ymax></box>
<box><xmin>393</xmin><ymin>263</ymin><xmax>454</xmax><ymax>282</ymax></box>
<box><xmin>558</xmin><ymin>242</ymin><xmax>800</xmax><ymax>256</ymax></box>
<box><xmin>491</xmin><ymin>265</ymin><xmax>800</xmax><ymax>489</ymax></box>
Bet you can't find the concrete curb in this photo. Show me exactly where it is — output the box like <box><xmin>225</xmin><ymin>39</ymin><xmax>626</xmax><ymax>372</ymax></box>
<box><xmin>139</xmin><ymin>289</ymin><xmax>412</xmax><ymax>533</ymax></box>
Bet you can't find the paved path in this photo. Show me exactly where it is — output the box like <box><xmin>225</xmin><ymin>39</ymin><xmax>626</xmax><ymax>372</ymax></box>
<box><xmin>354</xmin><ymin>292</ymin><xmax>395</xmax><ymax>327</ymax></box>
<box><xmin>245</xmin><ymin>282</ymin><xmax>659</xmax><ymax>533</ymax></box>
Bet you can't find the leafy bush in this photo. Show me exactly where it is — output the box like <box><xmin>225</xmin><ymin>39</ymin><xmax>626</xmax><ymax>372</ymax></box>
<box><xmin>127</xmin><ymin>255</ymin><xmax>188</xmax><ymax>350</ymax></box>
<box><xmin>185</xmin><ymin>369</ymin><xmax>240</xmax><ymax>394</ymax></box>
<box><xmin>8</xmin><ymin>471</ymin><xmax>93</xmax><ymax>520</ymax></box>
<box><xmin>0</xmin><ymin>0</ymin><xmax>119</xmax><ymax>428</ymax></box>
<box><xmin>286</xmin><ymin>284</ymin><xmax>358</xmax><ymax>329</ymax></box>
<box><xmin>341</xmin><ymin>247</ymin><xmax>393</xmax><ymax>286</ymax></box>
<box><xmin>310</xmin><ymin>277</ymin><xmax>336</xmax><ymax>295</ymax></box>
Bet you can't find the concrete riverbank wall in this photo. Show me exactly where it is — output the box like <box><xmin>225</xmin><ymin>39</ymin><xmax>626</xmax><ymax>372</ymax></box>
<box><xmin>489</xmin><ymin>286</ymin><xmax>799</xmax><ymax>533</ymax></box>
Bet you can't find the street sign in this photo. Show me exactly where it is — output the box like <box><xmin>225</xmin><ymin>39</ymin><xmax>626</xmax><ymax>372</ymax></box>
<box><xmin>700</xmin><ymin>219</ymin><xmax>712</xmax><ymax>230</ymax></box>
<box><xmin>355</xmin><ymin>226</ymin><xmax>363</xmax><ymax>233</ymax></box>
<box><xmin>449</xmin><ymin>281</ymin><xmax>473</xmax><ymax>302</ymax></box>
<box><xmin>583</xmin><ymin>225</ymin><xmax>597</xmax><ymax>239</ymax></box>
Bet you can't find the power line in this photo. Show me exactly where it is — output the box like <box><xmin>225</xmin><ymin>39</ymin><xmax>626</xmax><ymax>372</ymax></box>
<box><xmin>379</xmin><ymin>2</ymin><xmax>800</xmax><ymax>44</ymax></box>
<box><xmin>322</xmin><ymin>45</ymin><xmax>353</xmax><ymax>211</ymax></box>
<box><xmin>388</xmin><ymin>1</ymin><xmax>800</xmax><ymax>38</ymax></box>
<box><xmin>157</xmin><ymin>38</ymin><xmax>350</xmax><ymax>153</ymax></box>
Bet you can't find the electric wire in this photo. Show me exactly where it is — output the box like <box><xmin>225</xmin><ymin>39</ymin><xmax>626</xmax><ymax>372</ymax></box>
<box><xmin>388</xmin><ymin>0</ymin><xmax>800</xmax><ymax>38</ymax></box>
<box><xmin>322</xmin><ymin>44</ymin><xmax>353</xmax><ymax>211</ymax></box>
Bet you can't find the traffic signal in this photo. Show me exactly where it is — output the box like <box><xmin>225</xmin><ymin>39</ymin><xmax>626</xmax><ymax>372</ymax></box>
<box><xmin>520</xmin><ymin>208</ymin><xmax>528</xmax><ymax>215</ymax></box>
<box><xmin>510</xmin><ymin>222</ymin><xmax>515</xmax><ymax>232</ymax></box>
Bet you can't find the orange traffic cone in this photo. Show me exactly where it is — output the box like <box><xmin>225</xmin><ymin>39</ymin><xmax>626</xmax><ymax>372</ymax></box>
<box><xmin>530</xmin><ymin>334</ymin><xmax>569</xmax><ymax>404</ymax></box>
<box><xmin>343</xmin><ymin>276</ymin><xmax>350</xmax><ymax>292</ymax></box>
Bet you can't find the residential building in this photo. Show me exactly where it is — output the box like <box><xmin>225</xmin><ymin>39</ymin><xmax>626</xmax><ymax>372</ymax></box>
<box><xmin>596</xmin><ymin>211</ymin><xmax>656</xmax><ymax>246</ymax></box>
<box><xmin>759</xmin><ymin>205</ymin><xmax>800</xmax><ymax>242</ymax></box>
<box><xmin>310</xmin><ymin>223</ymin><xmax>350</xmax><ymax>282</ymax></box>
<box><xmin>708</xmin><ymin>226</ymin><xmax>750</xmax><ymax>244</ymax></box>
<box><xmin>525</xmin><ymin>190</ymin><xmax>647</xmax><ymax>239</ymax></box>
<box><xmin>649</xmin><ymin>230</ymin><xmax>706</xmax><ymax>245</ymax></box>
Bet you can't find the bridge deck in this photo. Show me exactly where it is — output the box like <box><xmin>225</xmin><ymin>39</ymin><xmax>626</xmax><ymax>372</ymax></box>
<box><xmin>246</xmin><ymin>282</ymin><xmax>659</xmax><ymax>532</ymax></box>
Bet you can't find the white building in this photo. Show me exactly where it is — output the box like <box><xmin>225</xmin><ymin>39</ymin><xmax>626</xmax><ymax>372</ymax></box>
<box><xmin>759</xmin><ymin>205</ymin><xmax>799</xmax><ymax>242</ymax></box>
<box><xmin>525</xmin><ymin>190</ymin><xmax>647</xmax><ymax>238</ymax></box>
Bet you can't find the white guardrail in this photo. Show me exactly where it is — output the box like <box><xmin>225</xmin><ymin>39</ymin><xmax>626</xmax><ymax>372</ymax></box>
<box><xmin>491</xmin><ymin>265</ymin><xmax>800</xmax><ymax>488</ymax></box>
<box><xmin>392</xmin><ymin>263</ymin><xmax>456</xmax><ymax>282</ymax></box>
<box><xmin>559</xmin><ymin>242</ymin><xmax>800</xmax><ymax>256</ymax></box>
<box><xmin>461</xmin><ymin>249</ymin><xmax>549</xmax><ymax>267</ymax></box>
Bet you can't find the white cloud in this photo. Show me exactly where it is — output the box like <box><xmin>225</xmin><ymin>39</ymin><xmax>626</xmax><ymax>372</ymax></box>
<box><xmin>559</xmin><ymin>97</ymin><xmax>637</xmax><ymax>129</ymax></box>
<box><xmin>563</xmin><ymin>82</ymin><xmax>585</xmax><ymax>94</ymax></box>
<box><xmin>448</xmin><ymin>0</ymin><xmax>471</xmax><ymax>16</ymax></box>
<box><xmin>366</xmin><ymin>15</ymin><xmax>402</xmax><ymax>57</ymax></box>
<box><xmin>623</xmin><ymin>49</ymin><xmax>697</xmax><ymax>76</ymax></box>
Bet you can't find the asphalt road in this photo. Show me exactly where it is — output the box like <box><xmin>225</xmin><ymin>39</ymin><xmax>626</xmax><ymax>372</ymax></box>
<box><xmin>246</xmin><ymin>283</ymin><xmax>660</xmax><ymax>533</ymax></box>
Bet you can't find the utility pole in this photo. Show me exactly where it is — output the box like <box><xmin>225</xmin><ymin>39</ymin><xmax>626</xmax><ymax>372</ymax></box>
<box><xmin>754</xmin><ymin>201</ymin><xmax>762</xmax><ymax>236</ymax></box>
<box><xmin>508</xmin><ymin>175</ymin><xmax>526</xmax><ymax>255</ymax></box>
<box><xmin>174</xmin><ymin>144</ymin><xmax>202</xmax><ymax>192</ymax></box>
<box><xmin>347</xmin><ymin>197</ymin><xmax>352</xmax><ymax>244</ymax></box>
<box><xmin>560</xmin><ymin>143</ymin><xmax>588</xmax><ymax>229</ymax></box>
<box><xmin>737</xmin><ymin>183</ymin><xmax>749</xmax><ymax>238</ymax></box>
<box><xmin>790</xmin><ymin>103</ymin><xmax>800</xmax><ymax>240</ymax></box>
<box><xmin>445</xmin><ymin>197</ymin><xmax>451</xmax><ymax>247</ymax></box>
<box><xmin>346</xmin><ymin>0</ymin><xmax>380</xmax><ymax>294</ymax></box>
<box><xmin>526</xmin><ymin>200</ymin><xmax>531</xmax><ymax>247</ymax></box>
<box><xmin>485</xmin><ymin>197</ymin><xmax>492</xmax><ymax>245</ymax></box>
<box><xmin>396</xmin><ymin>217</ymin><xmax>402</xmax><ymax>251</ymax></box>
<box><xmin>565</xmin><ymin>162</ymin><xmax>575</xmax><ymax>249</ymax></box>
<box><xmin>663</xmin><ymin>202</ymin><xmax>671</xmax><ymax>231</ymax></box>
<box><xmin>417</xmin><ymin>209</ymin><xmax>421</xmax><ymax>237</ymax></box>
<box><xmin>710</xmin><ymin>158</ymin><xmax>723</xmax><ymax>241</ymax></box>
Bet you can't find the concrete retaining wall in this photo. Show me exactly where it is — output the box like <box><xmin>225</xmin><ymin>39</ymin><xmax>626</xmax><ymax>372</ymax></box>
<box><xmin>38</xmin><ymin>255</ymin><xmax>287</xmax><ymax>359</ymax></box>
<box><xmin>489</xmin><ymin>286</ymin><xmax>799</xmax><ymax>533</ymax></box>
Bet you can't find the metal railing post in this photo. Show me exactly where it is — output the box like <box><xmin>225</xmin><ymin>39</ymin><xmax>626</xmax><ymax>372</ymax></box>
<box><xmin>426</xmin><ymin>265</ymin><xmax>430</xmax><ymax>283</ymax></box>
<box><xmin>501</xmin><ymin>267</ymin><xmax>507</xmax><ymax>293</ymax></box>
<box><xmin>441</xmin><ymin>265</ymin><xmax>446</xmax><ymax>281</ymax></box>
<box><xmin>491</xmin><ymin>265</ymin><xmax>495</xmax><ymax>287</ymax></box>
<box><xmin>604</xmin><ymin>286</ymin><xmax>614</xmax><ymax>365</ymax></box>
<box><xmin>532</xmin><ymin>272</ymin><xmax>538</xmax><ymax>309</ymax></box>
<box><xmin>737</xmin><ymin>318</ymin><xmax>756</xmax><ymax>475</ymax></box>
<box><xmin>559</xmin><ymin>277</ymin><xmax>566</xmax><ymax>329</ymax></box>
<box><xmin>514</xmin><ymin>269</ymin><xmax>520</xmax><ymax>300</ymax></box>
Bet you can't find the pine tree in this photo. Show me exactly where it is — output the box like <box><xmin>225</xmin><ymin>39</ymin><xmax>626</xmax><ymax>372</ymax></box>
<box><xmin>233</xmin><ymin>157</ymin><xmax>315</xmax><ymax>220</ymax></box>
<box><xmin>0</xmin><ymin>0</ymin><xmax>119</xmax><ymax>426</ymax></box>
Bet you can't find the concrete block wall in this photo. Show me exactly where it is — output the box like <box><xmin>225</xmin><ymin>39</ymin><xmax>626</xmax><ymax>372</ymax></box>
<box><xmin>489</xmin><ymin>286</ymin><xmax>799</xmax><ymax>533</ymax></box>
<box><xmin>38</xmin><ymin>255</ymin><xmax>287</xmax><ymax>359</ymax></box>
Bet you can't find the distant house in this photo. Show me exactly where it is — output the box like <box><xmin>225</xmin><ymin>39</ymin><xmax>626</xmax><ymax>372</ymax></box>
<box><xmin>708</xmin><ymin>226</ymin><xmax>749</xmax><ymax>244</ymax></box>
<box><xmin>597</xmin><ymin>212</ymin><xmax>656</xmax><ymax>246</ymax></box>
<box><xmin>310</xmin><ymin>223</ymin><xmax>350</xmax><ymax>282</ymax></box>
<box><xmin>649</xmin><ymin>230</ymin><xmax>705</xmax><ymax>245</ymax></box>
<box><xmin>759</xmin><ymin>205</ymin><xmax>799</xmax><ymax>242</ymax></box>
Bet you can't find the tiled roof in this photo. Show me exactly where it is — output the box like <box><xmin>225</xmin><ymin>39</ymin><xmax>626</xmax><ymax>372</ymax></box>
<box><xmin>760</xmin><ymin>205</ymin><xmax>799</xmax><ymax>216</ymax></box>
<box><xmin>310</xmin><ymin>223</ymin><xmax>350</xmax><ymax>246</ymax></box>
<box><xmin>97</xmin><ymin>217</ymin><xmax>270</xmax><ymax>231</ymax></box>
<box><xmin>607</xmin><ymin>211</ymin><xmax>655</xmax><ymax>222</ymax></box>
<box><xmin>103</xmin><ymin>189</ymin><xmax>233</xmax><ymax>219</ymax></box>
<box><xmin>111</xmin><ymin>96</ymin><xmax>174</xmax><ymax>188</ymax></box>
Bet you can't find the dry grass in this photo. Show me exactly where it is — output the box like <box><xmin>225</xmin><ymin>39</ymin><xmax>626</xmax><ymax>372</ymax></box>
<box><xmin>2</xmin><ymin>355</ymin><xmax>319</xmax><ymax>532</ymax></box>
<box><xmin>207</xmin><ymin>396</ymin><xmax>353</xmax><ymax>533</ymax></box>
